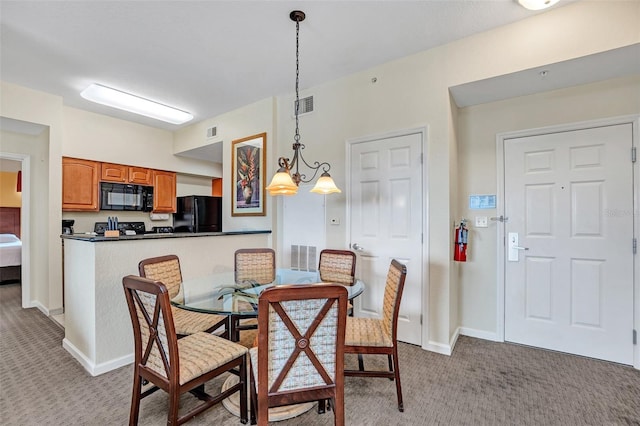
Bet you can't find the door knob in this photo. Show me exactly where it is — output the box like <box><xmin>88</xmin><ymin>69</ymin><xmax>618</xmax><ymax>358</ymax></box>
<box><xmin>351</xmin><ymin>243</ymin><xmax>364</xmax><ymax>251</ymax></box>
<box><xmin>507</xmin><ymin>232</ymin><xmax>528</xmax><ymax>262</ymax></box>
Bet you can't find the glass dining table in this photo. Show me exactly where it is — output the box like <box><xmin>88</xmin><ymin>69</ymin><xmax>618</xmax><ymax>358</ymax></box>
<box><xmin>172</xmin><ymin>268</ymin><xmax>365</xmax><ymax>342</ymax></box>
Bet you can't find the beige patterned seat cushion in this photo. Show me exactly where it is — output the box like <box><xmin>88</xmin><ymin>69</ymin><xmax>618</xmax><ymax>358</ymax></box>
<box><xmin>171</xmin><ymin>306</ymin><xmax>226</xmax><ymax>336</ymax></box>
<box><xmin>177</xmin><ymin>332</ymin><xmax>247</xmax><ymax>385</ymax></box>
<box><xmin>344</xmin><ymin>317</ymin><xmax>393</xmax><ymax>347</ymax></box>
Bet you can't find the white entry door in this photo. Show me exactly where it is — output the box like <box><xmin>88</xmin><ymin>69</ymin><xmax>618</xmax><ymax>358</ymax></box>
<box><xmin>349</xmin><ymin>131</ymin><xmax>423</xmax><ymax>345</ymax></box>
<box><xmin>504</xmin><ymin>123</ymin><xmax>634</xmax><ymax>365</ymax></box>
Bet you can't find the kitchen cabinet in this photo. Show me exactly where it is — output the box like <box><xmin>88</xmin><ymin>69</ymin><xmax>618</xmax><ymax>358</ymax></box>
<box><xmin>152</xmin><ymin>170</ymin><xmax>176</xmax><ymax>213</ymax></box>
<box><xmin>101</xmin><ymin>162</ymin><xmax>152</xmax><ymax>185</ymax></box>
<box><xmin>128</xmin><ymin>167</ymin><xmax>152</xmax><ymax>185</ymax></box>
<box><xmin>62</xmin><ymin>157</ymin><xmax>100</xmax><ymax>211</ymax></box>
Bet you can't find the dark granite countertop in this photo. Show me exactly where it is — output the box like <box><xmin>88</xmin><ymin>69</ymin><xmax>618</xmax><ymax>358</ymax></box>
<box><xmin>60</xmin><ymin>230</ymin><xmax>271</xmax><ymax>242</ymax></box>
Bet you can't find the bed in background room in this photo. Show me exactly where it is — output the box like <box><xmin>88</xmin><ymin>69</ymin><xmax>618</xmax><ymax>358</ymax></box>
<box><xmin>0</xmin><ymin>207</ymin><xmax>21</xmax><ymax>283</ymax></box>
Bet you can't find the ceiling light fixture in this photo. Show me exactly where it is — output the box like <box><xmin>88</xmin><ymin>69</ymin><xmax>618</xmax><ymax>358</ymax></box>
<box><xmin>517</xmin><ymin>0</ymin><xmax>560</xmax><ymax>10</ymax></box>
<box><xmin>266</xmin><ymin>10</ymin><xmax>341</xmax><ymax>196</ymax></box>
<box><xmin>80</xmin><ymin>83</ymin><xmax>193</xmax><ymax>125</ymax></box>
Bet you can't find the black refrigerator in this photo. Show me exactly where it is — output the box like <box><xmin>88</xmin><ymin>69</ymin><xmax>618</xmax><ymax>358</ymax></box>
<box><xmin>173</xmin><ymin>196</ymin><xmax>222</xmax><ymax>233</ymax></box>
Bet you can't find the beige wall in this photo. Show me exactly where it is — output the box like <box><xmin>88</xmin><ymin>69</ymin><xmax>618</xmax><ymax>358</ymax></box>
<box><xmin>0</xmin><ymin>171</ymin><xmax>22</xmax><ymax>207</ymax></box>
<box><xmin>456</xmin><ymin>74</ymin><xmax>640</xmax><ymax>336</ymax></box>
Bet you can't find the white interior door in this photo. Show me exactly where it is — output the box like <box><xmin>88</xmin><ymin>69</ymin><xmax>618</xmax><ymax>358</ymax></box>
<box><xmin>504</xmin><ymin>123</ymin><xmax>634</xmax><ymax>365</ymax></box>
<box><xmin>349</xmin><ymin>132</ymin><xmax>423</xmax><ymax>345</ymax></box>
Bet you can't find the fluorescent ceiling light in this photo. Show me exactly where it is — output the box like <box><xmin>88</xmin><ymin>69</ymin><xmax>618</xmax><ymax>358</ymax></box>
<box><xmin>80</xmin><ymin>83</ymin><xmax>193</xmax><ymax>125</ymax></box>
<box><xmin>517</xmin><ymin>0</ymin><xmax>560</xmax><ymax>10</ymax></box>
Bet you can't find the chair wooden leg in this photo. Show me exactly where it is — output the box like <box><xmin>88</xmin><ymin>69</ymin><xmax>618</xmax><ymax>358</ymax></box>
<box><xmin>249</xmin><ymin>366</ymin><xmax>257</xmax><ymax>425</ymax></box>
<box><xmin>129</xmin><ymin>372</ymin><xmax>142</xmax><ymax>426</ymax></box>
<box><xmin>167</xmin><ymin>385</ymin><xmax>180</xmax><ymax>425</ymax></box>
<box><xmin>317</xmin><ymin>399</ymin><xmax>326</xmax><ymax>414</ymax></box>
<box><xmin>333</xmin><ymin>394</ymin><xmax>345</xmax><ymax>426</ymax></box>
<box><xmin>387</xmin><ymin>354</ymin><xmax>394</xmax><ymax>380</ymax></box>
<box><xmin>392</xmin><ymin>349</ymin><xmax>404</xmax><ymax>412</ymax></box>
<box><xmin>358</xmin><ymin>353</ymin><xmax>365</xmax><ymax>371</ymax></box>
<box><xmin>239</xmin><ymin>354</ymin><xmax>248</xmax><ymax>424</ymax></box>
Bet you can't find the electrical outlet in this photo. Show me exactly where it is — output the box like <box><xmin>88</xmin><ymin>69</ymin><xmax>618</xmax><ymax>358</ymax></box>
<box><xmin>475</xmin><ymin>216</ymin><xmax>488</xmax><ymax>228</ymax></box>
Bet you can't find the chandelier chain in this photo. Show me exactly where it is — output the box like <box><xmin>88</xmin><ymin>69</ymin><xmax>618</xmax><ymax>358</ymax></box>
<box><xmin>294</xmin><ymin>18</ymin><xmax>300</xmax><ymax>144</ymax></box>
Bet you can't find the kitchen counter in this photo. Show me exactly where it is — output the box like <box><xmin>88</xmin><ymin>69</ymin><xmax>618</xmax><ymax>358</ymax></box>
<box><xmin>62</xmin><ymin>230</ymin><xmax>272</xmax><ymax>376</ymax></box>
<box><xmin>60</xmin><ymin>229</ymin><xmax>271</xmax><ymax>242</ymax></box>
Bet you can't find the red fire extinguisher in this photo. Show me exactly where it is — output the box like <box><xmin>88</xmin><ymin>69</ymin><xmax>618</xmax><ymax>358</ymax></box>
<box><xmin>454</xmin><ymin>220</ymin><xmax>468</xmax><ymax>262</ymax></box>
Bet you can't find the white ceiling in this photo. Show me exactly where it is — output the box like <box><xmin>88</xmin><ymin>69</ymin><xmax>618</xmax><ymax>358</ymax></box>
<box><xmin>1</xmin><ymin>0</ymin><xmax>594</xmax><ymax>133</ymax></box>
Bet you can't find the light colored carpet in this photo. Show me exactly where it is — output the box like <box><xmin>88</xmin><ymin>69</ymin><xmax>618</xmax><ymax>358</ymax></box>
<box><xmin>1</xmin><ymin>282</ymin><xmax>639</xmax><ymax>425</ymax></box>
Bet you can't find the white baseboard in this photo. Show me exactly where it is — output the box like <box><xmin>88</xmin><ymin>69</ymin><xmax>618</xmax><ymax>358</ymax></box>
<box><xmin>32</xmin><ymin>300</ymin><xmax>49</xmax><ymax>316</ymax></box>
<box><xmin>49</xmin><ymin>307</ymin><xmax>64</xmax><ymax>316</ymax></box>
<box><xmin>424</xmin><ymin>328</ymin><xmax>460</xmax><ymax>356</ymax></box>
<box><xmin>63</xmin><ymin>338</ymin><xmax>133</xmax><ymax>376</ymax></box>
<box><xmin>459</xmin><ymin>327</ymin><xmax>501</xmax><ymax>342</ymax></box>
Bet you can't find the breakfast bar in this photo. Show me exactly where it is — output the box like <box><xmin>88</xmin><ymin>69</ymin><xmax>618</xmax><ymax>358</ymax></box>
<box><xmin>61</xmin><ymin>230</ymin><xmax>271</xmax><ymax>376</ymax></box>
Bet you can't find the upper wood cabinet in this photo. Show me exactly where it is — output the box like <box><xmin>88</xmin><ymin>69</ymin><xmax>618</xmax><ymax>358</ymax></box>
<box><xmin>62</xmin><ymin>157</ymin><xmax>100</xmax><ymax>211</ymax></box>
<box><xmin>101</xmin><ymin>162</ymin><xmax>152</xmax><ymax>185</ymax></box>
<box><xmin>152</xmin><ymin>170</ymin><xmax>176</xmax><ymax>213</ymax></box>
<box><xmin>100</xmin><ymin>162</ymin><xmax>126</xmax><ymax>182</ymax></box>
<box><xmin>128</xmin><ymin>167</ymin><xmax>152</xmax><ymax>185</ymax></box>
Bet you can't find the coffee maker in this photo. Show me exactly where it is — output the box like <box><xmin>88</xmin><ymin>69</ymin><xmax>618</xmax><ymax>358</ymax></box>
<box><xmin>62</xmin><ymin>219</ymin><xmax>75</xmax><ymax>235</ymax></box>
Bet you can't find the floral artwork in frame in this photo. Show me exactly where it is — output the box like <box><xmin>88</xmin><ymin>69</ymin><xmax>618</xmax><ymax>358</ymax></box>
<box><xmin>232</xmin><ymin>132</ymin><xmax>266</xmax><ymax>216</ymax></box>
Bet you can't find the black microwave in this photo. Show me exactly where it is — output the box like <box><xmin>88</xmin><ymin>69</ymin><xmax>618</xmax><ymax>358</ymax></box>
<box><xmin>100</xmin><ymin>182</ymin><xmax>154</xmax><ymax>212</ymax></box>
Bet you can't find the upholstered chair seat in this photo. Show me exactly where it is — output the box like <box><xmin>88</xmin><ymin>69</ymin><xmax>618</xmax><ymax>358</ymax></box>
<box><xmin>345</xmin><ymin>317</ymin><xmax>393</xmax><ymax>348</ymax></box>
<box><xmin>177</xmin><ymin>332</ymin><xmax>247</xmax><ymax>385</ymax></box>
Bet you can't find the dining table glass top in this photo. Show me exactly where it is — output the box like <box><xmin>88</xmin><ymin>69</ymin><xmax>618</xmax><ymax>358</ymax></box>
<box><xmin>172</xmin><ymin>268</ymin><xmax>364</xmax><ymax>317</ymax></box>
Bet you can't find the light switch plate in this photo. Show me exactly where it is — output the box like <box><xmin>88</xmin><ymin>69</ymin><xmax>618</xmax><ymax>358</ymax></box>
<box><xmin>475</xmin><ymin>216</ymin><xmax>488</xmax><ymax>228</ymax></box>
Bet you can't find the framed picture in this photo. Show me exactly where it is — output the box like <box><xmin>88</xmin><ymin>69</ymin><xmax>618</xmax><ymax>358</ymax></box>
<box><xmin>232</xmin><ymin>132</ymin><xmax>266</xmax><ymax>216</ymax></box>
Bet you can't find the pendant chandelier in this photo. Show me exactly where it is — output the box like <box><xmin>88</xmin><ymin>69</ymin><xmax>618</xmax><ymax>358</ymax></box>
<box><xmin>266</xmin><ymin>10</ymin><xmax>341</xmax><ymax>196</ymax></box>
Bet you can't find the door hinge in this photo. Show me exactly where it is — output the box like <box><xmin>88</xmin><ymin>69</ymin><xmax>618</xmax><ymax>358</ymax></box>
<box><xmin>632</xmin><ymin>147</ymin><xmax>637</xmax><ymax>163</ymax></box>
<box><xmin>634</xmin><ymin>238</ymin><xmax>637</xmax><ymax>255</ymax></box>
<box><xmin>634</xmin><ymin>329</ymin><xmax>637</xmax><ymax>345</ymax></box>
<box><xmin>420</xmin><ymin>314</ymin><xmax>423</xmax><ymax>325</ymax></box>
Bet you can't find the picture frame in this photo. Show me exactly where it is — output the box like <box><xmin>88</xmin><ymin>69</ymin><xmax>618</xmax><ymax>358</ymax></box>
<box><xmin>231</xmin><ymin>132</ymin><xmax>266</xmax><ymax>216</ymax></box>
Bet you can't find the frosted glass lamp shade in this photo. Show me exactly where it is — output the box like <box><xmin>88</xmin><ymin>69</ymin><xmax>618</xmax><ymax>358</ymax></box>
<box><xmin>266</xmin><ymin>169</ymin><xmax>298</xmax><ymax>196</ymax></box>
<box><xmin>310</xmin><ymin>172</ymin><xmax>341</xmax><ymax>194</ymax></box>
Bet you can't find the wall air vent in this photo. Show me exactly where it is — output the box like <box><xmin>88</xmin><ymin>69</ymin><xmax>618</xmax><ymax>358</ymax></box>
<box><xmin>290</xmin><ymin>244</ymin><xmax>317</xmax><ymax>271</ymax></box>
<box><xmin>293</xmin><ymin>95</ymin><xmax>314</xmax><ymax>116</ymax></box>
<box><xmin>206</xmin><ymin>126</ymin><xmax>218</xmax><ymax>139</ymax></box>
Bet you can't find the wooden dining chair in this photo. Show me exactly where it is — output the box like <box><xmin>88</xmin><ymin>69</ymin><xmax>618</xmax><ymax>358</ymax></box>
<box><xmin>233</xmin><ymin>248</ymin><xmax>276</xmax><ymax>345</ymax></box>
<box><xmin>343</xmin><ymin>259</ymin><xmax>408</xmax><ymax>412</ymax></box>
<box><xmin>249</xmin><ymin>284</ymin><xmax>348</xmax><ymax>426</ymax></box>
<box><xmin>122</xmin><ymin>275</ymin><xmax>249</xmax><ymax>425</ymax></box>
<box><xmin>139</xmin><ymin>254</ymin><xmax>228</xmax><ymax>338</ymax></box>
<box><xmin>319</xmin><ymin>249</ymin><xmax>356</xmax><ymax>316</ymax></box>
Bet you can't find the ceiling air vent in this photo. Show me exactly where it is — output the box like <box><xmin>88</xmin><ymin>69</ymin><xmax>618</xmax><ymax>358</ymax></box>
<box><xmin>206</xmin><ymin>126</ymin><xmax>218</xmax><ymax>139</ymax></box>
<box><xmin>293</xmin><ymin>95</ymin><xmax>314</xmax><ymax>116</ymax></box>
